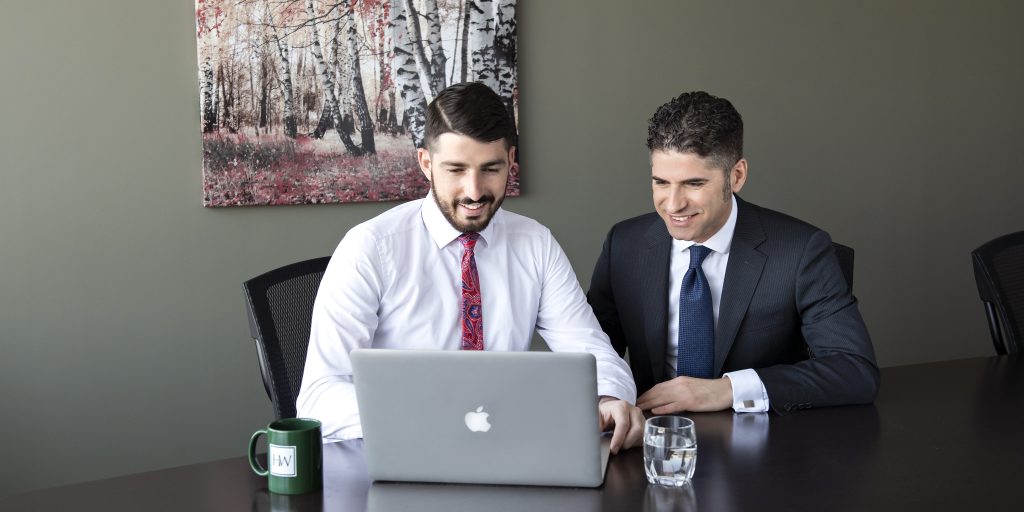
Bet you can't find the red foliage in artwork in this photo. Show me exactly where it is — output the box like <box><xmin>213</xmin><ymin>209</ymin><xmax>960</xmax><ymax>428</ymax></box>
<box><xmin>204</xmin><ymin>134</ymin><xmax>415</xmax><ymax>206</ymax></box>
<box><xmin>202</xmin><ymin>133</ymin><xmax>522</xmax><ymax>207</ymax></box>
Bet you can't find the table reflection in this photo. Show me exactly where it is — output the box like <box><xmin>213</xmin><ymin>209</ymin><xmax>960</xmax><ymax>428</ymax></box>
<box><xmin>643</xmin><ymin>483</ymin><xmax>697</xmax><ymax>511</ymax></box>
<box><xmin>250</xmin><ymin>407</ymin><xmax>880</xmax><ymax>512</ymax></box>
<box><xmin>369</xmin><ymin>482</ymin><xmax>600</xmax><ymax>512</ymax></box>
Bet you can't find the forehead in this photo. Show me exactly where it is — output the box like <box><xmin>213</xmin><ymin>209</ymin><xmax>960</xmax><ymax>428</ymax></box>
<box><xmin>430</xmin><ymin>133</ymin><xmax>509</xmax><ymax>162</ymax></box>
<box><xmin>651</xmin><ymin>150</ymin><xmax>723</xmax><ymax>178</ymax></box>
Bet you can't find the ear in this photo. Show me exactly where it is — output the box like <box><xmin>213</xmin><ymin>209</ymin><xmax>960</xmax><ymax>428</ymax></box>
<box><xmin>730</xmin><ymin>158</ymin><xmax>748</xmax><ymax>194</ymax></box>
<box><xmin>417</xmin><ymin>148</ymin><xmax>432</xmax><ymax>181</ymax></box>
<box><xmin>504</xmin><ymin>146</ymin><xmax>518</xmax><ymax>190</ymax></box>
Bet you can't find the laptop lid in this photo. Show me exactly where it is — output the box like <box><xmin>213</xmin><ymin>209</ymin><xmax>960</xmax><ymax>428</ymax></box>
<box><xmin>351</xmin><ymin>349</ymin><xmax>610</xmax><ymax>487</ymax></box>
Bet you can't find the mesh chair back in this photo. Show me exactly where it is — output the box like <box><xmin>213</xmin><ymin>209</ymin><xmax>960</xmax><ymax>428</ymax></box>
<box><xmin>972</xmin><ymin>231</ymin><xmax>1024</xmax><ymax>355</ymax></box>
<box><xmin>243</xmin><ymin>257</ymin><xmax>331</xmax><ymax>419</ymax></box>
<box><xmin>832</xmin><ymin>242</ymin><xmax>855</xmax><ymax>292</ymax></box>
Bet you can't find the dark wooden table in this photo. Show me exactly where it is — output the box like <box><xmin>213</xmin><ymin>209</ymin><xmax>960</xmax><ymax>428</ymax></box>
<box><xmin>5</xmin><ymin>356</ymin><xmax>1022</xmax><ymax>511</ymax></box>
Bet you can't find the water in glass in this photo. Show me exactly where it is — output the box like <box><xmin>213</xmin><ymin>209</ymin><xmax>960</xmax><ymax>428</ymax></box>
<box><xmin>644</xmin><ymin>416</ymin><xmax>697</xmax><ymax>486</ymax></box>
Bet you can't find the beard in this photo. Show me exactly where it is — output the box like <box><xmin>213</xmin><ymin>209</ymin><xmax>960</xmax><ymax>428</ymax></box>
<box><xmin>430</xmin><ymin>178</ymin><xmax>505</xmax><ymax>233</ymax></box>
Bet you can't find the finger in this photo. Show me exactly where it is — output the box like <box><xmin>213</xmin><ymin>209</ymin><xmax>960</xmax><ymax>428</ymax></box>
<box><xmin>637</xmin><ymin>392</ymin><xmax>670</xmax><ymax>411</ymax></box>
<box><xmin>637</xmin><ymin>381</ymin><xmax>675</xmax><ymax>408</ymax></box>
<box><xmin>636</xmin><ymin>390</ymin><xmax>656</xmax><ymax>409</ymax></box>
<box><xmin>624</xmin><ymin>408</ymin><xmax>645</xmax><ymax>449</ymax></box>
<box><xmin>651</xmin><ymin>402</ymin><xmax>685</xmax><ymax>415</ymax></box>
<box><xmin>608</xmin><ymin>408</ymin><xmax>627</xmax><ymax>454</ymax></box>
<box><xmin>598</xmin><ymin>410</ymin><xmax>609</xmax><ymax>431</ymax></box>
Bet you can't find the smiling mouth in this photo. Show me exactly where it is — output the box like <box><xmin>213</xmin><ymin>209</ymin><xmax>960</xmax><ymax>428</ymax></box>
<box><xmin>458</xmin><ymin>201</ymin><xmax>490</xmax><ymax>216</ymax></box>
<box><xmin>669</xmin><ymin>213</ymin><xmax>698</xmax><ymax>224</ymax></box>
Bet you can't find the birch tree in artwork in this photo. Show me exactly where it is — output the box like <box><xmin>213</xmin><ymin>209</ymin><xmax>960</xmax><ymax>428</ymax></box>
<box><xmin>494</xmin><ymin>0</ymin><xmax>516</xmax><ymax>122</ymax></box>
<box><xmin>310</xmin><ymin>17</ymin><xmax>344</xmax><ymax>140</ymax></box>
<box><xmin>371</xmin><ymin>1</ymin><xmax>399</xmax><ymax>134</ymax></box>
<box><xmin>306</xmin><ymin>0</ymin><xmax>363</xmax><ymax>155</ymax></box>
<box><xmin>469</xmin><ymin>0</ymin><xmax>498</xmax><ymax>91</ymax></box>
<box><xmin>422</xmin><ymin>0</ymin><xmax>448</xmax><ymax>96</ymax></box>
<box><xmin>459</xmin><ymin>0</ymin><xmax>470</xmax><ymax>83</ymax></box>
<box><xmin>265</xmin><ymin>2</ymin><xmax>298</xmax><ymax>138</ymax></box>
<box><xmin>343</xmin><ymin>2</ymin><xmax>376</xmax><ymax>154</ymax></box>
<box><xmin>197</xmin><ymin>1</ymin><xmax>222</xmax><ymax>133</ymax></box>
<box><xmin>390</xmin><ymin>0</ymin><xmax>429</xmax><ymax>148</ymax></box>
<box><xmin>328</xmin><ymin>9</ymin><xmax>353</xmax><ymax>135</ymax></box>
<box><xmin>201</xmin><ymin>57</ymin><xmax>215</xmax><ymax>132</ymax></box>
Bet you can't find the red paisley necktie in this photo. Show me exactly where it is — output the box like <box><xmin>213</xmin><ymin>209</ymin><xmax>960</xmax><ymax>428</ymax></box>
<box><xmin>459</xmin><ymin>233</ymin><xmax>484</xmax><ymax>350</ymax></box>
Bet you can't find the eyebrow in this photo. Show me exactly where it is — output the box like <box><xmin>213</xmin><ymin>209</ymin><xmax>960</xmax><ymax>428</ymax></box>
<box><xmin>651</xmin><ymin>175</ymin><xmax>708</xmax><ymax>184</ymax></box>
<box><xmin>439</xmin><ymin>159</ymin><xmax>506</xmax><ymax>168</ymax></box>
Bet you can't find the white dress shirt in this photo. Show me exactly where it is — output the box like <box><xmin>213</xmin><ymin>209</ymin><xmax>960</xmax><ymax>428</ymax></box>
<box><xmin>297</xmin><ymin>194</ymin><xmax>637</xmax><ymax>440</ymax></box>
<box><xmin>665</xmin><ymin>195</ymin><xmax>769</xmax><ymax>412</ymax></box>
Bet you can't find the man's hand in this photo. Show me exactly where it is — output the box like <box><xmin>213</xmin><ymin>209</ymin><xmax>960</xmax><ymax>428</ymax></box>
<box><xmin>598</xmin><ymin>397</ymin><xmax>645</xmax><ymax>454</ymax></box>
<box><xmin>636</xmin><ymin>376</ymin><xmax>733</xmax><ymax>414</ymax></box>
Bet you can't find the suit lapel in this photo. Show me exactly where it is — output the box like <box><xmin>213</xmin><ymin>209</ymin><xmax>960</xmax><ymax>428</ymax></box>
<box><xmin>639</xmin><ymin>218</ymin><xmax>671</xmax><ymax>383</ymax></box>
<box><xmin>715</xmin><ymin>198</ymin><xmax>766</xmax><ymax>375</ymax></box>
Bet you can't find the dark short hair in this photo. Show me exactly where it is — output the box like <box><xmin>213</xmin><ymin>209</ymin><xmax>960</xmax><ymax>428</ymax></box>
<box><xmin>646</xmin><ymin>91</ymin><xmax>743</xmax><ymax>172</ymax></box>
<box><xmin>424</xmin><ymin>82</ymin><xmax>516</xmax><ymax>150</ymax></box>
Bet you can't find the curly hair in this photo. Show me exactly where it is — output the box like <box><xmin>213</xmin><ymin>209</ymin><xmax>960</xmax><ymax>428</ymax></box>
<box><xmin>646</xmin><ymin>91</ymin><xmax>743</xmax><ymax>172</ymax></box>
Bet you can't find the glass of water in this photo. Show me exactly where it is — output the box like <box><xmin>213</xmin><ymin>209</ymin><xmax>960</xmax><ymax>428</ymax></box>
<box><xmin>644</xmin><ymin>416</ymin><xmax>697</xmax><ymax>486</ymax></box>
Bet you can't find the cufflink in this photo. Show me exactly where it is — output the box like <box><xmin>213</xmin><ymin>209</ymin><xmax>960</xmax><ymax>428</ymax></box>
<box><xmin>743</xmin><ymin>400</ymin><xmax>755</xmax><ymax>409</ymax></box>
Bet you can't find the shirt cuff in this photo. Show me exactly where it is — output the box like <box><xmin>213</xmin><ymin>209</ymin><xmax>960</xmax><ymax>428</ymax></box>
<box><xmin>724</xmin><ymin>369</ymin><xmax>770</xmax><ymax>413</ymax></box>
<box><xmin>324</xmin><ymin>424</ymin><xmax>363</xmax><ymax>442</ymax></box>
<box><xmin>597</xmin><ymin>382</ymin><xmax>637</xmax><ymax>405</ymax></box>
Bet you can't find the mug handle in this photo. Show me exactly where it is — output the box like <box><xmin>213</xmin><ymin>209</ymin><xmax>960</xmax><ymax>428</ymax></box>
<box><xmin>248</xmin><ymin>429</ymin><xmax>269</xmax><ymax>476</ymax></box>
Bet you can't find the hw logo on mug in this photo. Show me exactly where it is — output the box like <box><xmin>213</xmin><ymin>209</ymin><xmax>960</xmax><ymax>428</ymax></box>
<box><xmin>249</xmin><ymin>418</ymin><xmax>323</xmax><ymax>495</ymax></box>
<box><xmin>269</xmin><ymin>444</ymin><xmax>297</xmax><ymax>477</ymax></box>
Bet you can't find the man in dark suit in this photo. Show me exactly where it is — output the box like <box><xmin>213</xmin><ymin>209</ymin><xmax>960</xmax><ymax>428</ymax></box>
<box><xmin>588</xmin><ymin>91</ymin><xmax>879</xmax><ymax>415</ymax></box>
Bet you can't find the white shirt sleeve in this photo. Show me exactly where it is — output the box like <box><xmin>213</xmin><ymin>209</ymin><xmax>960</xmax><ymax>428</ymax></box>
<box><xmin>296</xmin><ymin>227</ymin><xmax>383</xmax><ymax>441</ymax></box>
<box><xmin>724</xmin><ymin>369</ymin><xmax>770</xmax><ymax>413</ymax></box>
<box><xmin>534</xmin><ymin>232</ymin><xmax>637</xmax><ymax>404</ymax></box>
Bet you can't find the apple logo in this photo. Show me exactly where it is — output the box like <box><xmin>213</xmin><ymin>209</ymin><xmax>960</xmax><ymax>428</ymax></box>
<box><xmin>464</xmin><ymin>406</ymin><xmax>492</xmax><ymax>432</ymax></box>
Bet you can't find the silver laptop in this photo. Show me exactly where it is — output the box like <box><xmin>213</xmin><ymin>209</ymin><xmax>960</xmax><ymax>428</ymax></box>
<box><xmin>351</xmin><ymin>349</ymin><xmax>611</xmax><ymax>487</ymax></box>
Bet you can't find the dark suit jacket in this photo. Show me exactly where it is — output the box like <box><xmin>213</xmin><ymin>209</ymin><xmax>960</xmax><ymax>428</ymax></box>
<box><xmin>587</xmin><ymin>197</ymin><xmax>879</xmax><ymax>413</ymax></box>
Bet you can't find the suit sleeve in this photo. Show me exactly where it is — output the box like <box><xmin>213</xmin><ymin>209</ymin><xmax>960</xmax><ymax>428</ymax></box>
<box><xmin>755</xmin><ymin>230</ymin><xmax>880</xmax><ymax>412</ymax></box>
<box><xmin>586</xmin><ymin>226</ymin><xmax>629</xmax><ymax>358</ymax></box>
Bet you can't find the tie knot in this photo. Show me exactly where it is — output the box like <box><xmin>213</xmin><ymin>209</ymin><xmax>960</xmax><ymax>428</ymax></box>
<box><xmin>459</xmin><ymin>232</ymin><xmax>480</xmax><ymax>251</ymax></box>
<box><xmin>689</xmin><ymin>245</ymin><xmax>712</xmax><ymax>268</ymax></box>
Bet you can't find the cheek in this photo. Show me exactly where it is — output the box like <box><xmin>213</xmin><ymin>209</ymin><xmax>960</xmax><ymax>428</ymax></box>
<box><xmin>434</xmin><ymin>177</ymin><xmax>459</xmax><ymax>193</ymax></box>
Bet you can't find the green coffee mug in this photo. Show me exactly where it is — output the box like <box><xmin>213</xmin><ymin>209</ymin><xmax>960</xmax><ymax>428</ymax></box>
<box><xmin>248</xmin><ymin>418</ymin><xmax>323</xmax><ymax>495</ymax></box>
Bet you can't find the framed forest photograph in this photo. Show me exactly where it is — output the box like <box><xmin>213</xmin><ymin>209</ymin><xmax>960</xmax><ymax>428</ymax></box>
<box><xmin>195</xmin><ymin>0</ymin><xmax>519</xmax><ymax>207</ymax></box>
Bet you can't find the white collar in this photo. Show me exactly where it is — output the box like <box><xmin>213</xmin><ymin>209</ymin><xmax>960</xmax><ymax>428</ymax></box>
<box><xmin>421</xmin><ymin>191</ymin><xmax>499</xmax><ymax>249</ymax></box>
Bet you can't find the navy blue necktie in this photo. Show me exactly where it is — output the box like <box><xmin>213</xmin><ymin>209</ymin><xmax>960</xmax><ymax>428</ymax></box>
<box><xmin>677</xmin><ymin>245</ymin><xmax>714</xmax><ymax>378</ymax></box>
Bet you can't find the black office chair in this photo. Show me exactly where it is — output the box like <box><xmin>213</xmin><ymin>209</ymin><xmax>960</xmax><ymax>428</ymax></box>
<box><xmin>832</xmin><ymin>242</ymin><xmax>855</xmax><ymax>292</ymax></box>
<box><xmin>243</xmin><ymin>256</ymin><xmax>331</xmax><ymax>419</ymax></box>
<box><xmin>972</xmin><ymin>231</ymin><xmax>1024</xmax><ymax>355</ymax></box>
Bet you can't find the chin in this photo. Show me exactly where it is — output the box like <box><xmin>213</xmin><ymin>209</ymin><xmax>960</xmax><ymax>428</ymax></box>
<box><xmin>458</xmin><ymin>215</ymin><xmax>492</xmax><ymax>232</ymax></box>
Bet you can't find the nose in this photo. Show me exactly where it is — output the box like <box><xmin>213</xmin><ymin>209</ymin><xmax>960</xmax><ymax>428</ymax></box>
<box><xmin>666</xmin><ymin>186</ymin><xmax>687</xmax><ymax>213</ymax></box>
<box><xmin>462</xmin><ymin>170</ymin><xmax>484</xmax><ymax>201</ymax></box>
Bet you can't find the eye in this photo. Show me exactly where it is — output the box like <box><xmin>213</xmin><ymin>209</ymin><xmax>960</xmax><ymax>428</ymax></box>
<box><xmin>685</xmin><ymin>180</ymin><xmax>708</xmax><ymax>188</ymax></box>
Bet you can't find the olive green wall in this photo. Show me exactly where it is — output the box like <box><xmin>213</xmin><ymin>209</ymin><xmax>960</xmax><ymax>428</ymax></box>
<box><xmin>2</xmin><ymin>0</ymin><xmax>1021</xmax><ymax>497</ymax></box>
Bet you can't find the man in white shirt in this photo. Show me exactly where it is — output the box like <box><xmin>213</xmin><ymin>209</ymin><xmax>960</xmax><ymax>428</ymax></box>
<box><xmin>588</xmin><ymin>91</ymin><xmax>879</xmax><ymax>415</ymax></box>
<box><xmin>298</xmin><ymin>82</ymin><xmax>644</xmax><ymax>453</ymax></box>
